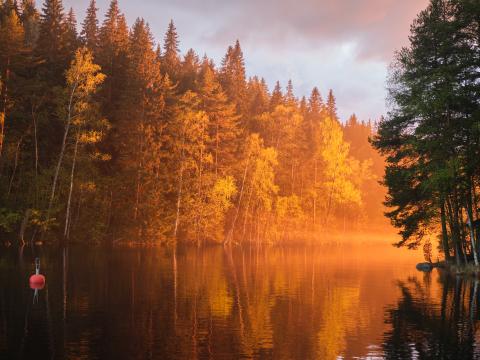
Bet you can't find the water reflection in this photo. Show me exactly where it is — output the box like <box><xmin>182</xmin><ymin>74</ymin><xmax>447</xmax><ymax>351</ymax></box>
<box><xmin>2</xmin><ymin>243</ymin><xmax>477</xmax><ymax>359</ymax></box>
<box><xmin>383</xmin><ymin>272</ymin><xmax>480</xmax><ymax>359</ymax></box>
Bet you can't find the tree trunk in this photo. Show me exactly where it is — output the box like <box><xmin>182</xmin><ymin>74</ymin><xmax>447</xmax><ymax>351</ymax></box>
<box><xmin>32</xmin><ymin>105</ymin><xmax>39</xmax><ymax>205</ymax></box>
<box><xmin>440</xmin><ymin>201</ymin><xmax>451</xmax><ymax>263</ymax></box>
<box><xmin>0</xmin><ymin>57</ymin><xmax>10</xmax><ymax>157</ymax></box>
<box><xmin>466</xmin><ymin>196</ymin><xmax>478</xmax><ymax>266</ymax></box>
<box><xmin>447</xmin><ymin>196</ymin><xmax>463</xmax><ymax>266</ymax></box>
<box><xmin>215</xmin><ymin>120</ymin><xmax>219</xmax><ymax>177</ymax></box>
<box><xmin>173</xmin><ymin>163</ymin><xmax>184</xmax><ymax>239</ymax></box>
<box><xmin>7</xmin><ymin>137</ymin><xmax>23</xmax><ymax>196</ymax></box>
<box><xmin>48</xmin><ymin>82</ymin><xmax>78</xmax><ymax>218</ymax></box>
<box><xmin>313</xmin><ymin>159</ymin><xmax>317</xmax><ymax>229</ymax></box>
<box><xmin>241</xmin><ymin>186</ymin><xmax>253</xmax><ymax>243</ymax></box>
<box><xmin>225</xmin><ymin>154</ymin><xmax>250</xmax><ymax>245</ymax></box>
<box><xmin>64</xmin><ymin>132</ymin><xmax>80</xmax><ymax>239</ymax></box>
<box><xmin>19</xmin><ymin>209</ymin><xmax>31</xmax><ymax>246</ymax></box>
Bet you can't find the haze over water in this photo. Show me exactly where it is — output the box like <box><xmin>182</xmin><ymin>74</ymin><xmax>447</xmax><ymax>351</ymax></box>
<box><xmin>4</xmin><ymin>240</ymin><xmax>475</xmax><ymax>360</ymax></box>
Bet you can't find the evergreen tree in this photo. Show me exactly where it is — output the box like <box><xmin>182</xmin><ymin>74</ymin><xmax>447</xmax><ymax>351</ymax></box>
<box><xmin>326</xmin><ymin>89</ymin><xmax>338</xmax><ymax>121</ymax></box>
<box><xmin>178</xmin><ymin>48</ymin><xmax>199</xmax><ymax>93</ymax></box>
<box><xmin>270</xmin><ymin>81</ymin><xmax>283</xmax><ymax>111</ymax></box>
<box><xmin>36</xmin><ymin>0</ymin><xmax>68</xmax><ymax>74</ymax></box>
<box><xmin>97</xmin><ymin>0</ymin><xmax>129</xmax><ymax>123</ymax></box>
<box><xmin>118</xmin><ymin>18</ymin><xmax>167</xmax><ymax>236</ymax></box>
<box><xmin>198</xmin><ymin>65</ymin><xmax>239</xmax><ymax>177</ymax></box>
<box><xmin>20</xmin><ymin>0</ymin><xmax>39</xmax><ymax>47</ymax></box>
<box><xmin>285</xmin><ymin>79</ymin><xmax>296</xmax><ymax>106</ymax></box>
<box><xmin>372</xmin><ymin>0</ymin><xmax>480</xmax><ymax>264</ymax></box>
<box><xmin>220</xmin><ymin>40</ymin><xmax>247</xmax><ymax>116</ymax></box>
<box><xmin>308</xmin><ymin>87</ymin><xmax>323</xmax><ymax>117</ymax></box>
<box><xmin>81</xmin><ymin>0</ymin><xmax>98</xmax><ymax>52</ymax></box>
<box><xmin>161</xmin><ymin>19</ymin><xmax>180</xmax><ymax>82</ymax></box>
<box><xmin>245</xmin><ymin>76</ymin><xmax>269</xmax><ymax>131</ymax></box>
<box><xmin>64</xmin><ymin>7</ymin><xmax>78</xmax><ymax>55</ymax></box>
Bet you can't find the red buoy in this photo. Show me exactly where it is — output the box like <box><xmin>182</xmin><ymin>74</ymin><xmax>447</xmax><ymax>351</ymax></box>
<box><xmin>29</xmin><ymin>258</ymin><xmax>46</xmax><ymax>290</ymax></box>
<box><xmin>29</xmin><ymin>274</ymin><xmax>46</xmax><ymax>290</ymax></box>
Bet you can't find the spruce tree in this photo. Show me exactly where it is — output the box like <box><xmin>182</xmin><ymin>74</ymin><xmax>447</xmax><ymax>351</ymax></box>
<box><xmin>81</xmin><ymin>0</ymin><xmax>98</xmax><ymax>52</ymax></box>
<box><xmin>36</xmin><ymin>0</ymin><xmax>68</xmax><ymax>74</ymax></box>
<box><xmin>64</xmin><ymin>7</ymin><xmax>78</xmax><ymax>55</ymax></box>
<box><xmin>198</xmin><ymin>65</ymin><xmax>239</xmax><ymax>177</ymax></box>
<box><xmin>270</xmin><ymin>81</ymin><xmax>283</xmax><ymax>111</ymax></box>
<box><xmin>308</xmin><ymin>87</ymin><xmax>323</xmax><ymax>116</ymax></box>
<box><xmin>372</xmin><ymin>0</ymin><xmax>480</xmax><ymax>263</ymax></box>
<box><xmin>161</xmin><ymin>20</ymin><xmax>180</xmax><ymax>82</ymax></box>
<box><xmin>220</xmin><ymin>40</ymin><xmax>247</xmax><ymax>116</ymax></box>
<box><xmin>326</xmin><ymin>89</ymin><xmax>338</xmax><ymax>120</ymax></box>
<box><xmin>20</xmin><ymin>0</ymin><xmax>39</xmax><ymax>47</ymax></box>
<box><xmin>285</xmin><ymin>79</ymin><xmax>296</xmax><ymax>106</ymax></box>
<box><xmin>178</xmin><ymin>48</ymin><xmax>199</xmax><ymax>93</ymax></box>
<box><xmin>97</xmin><ymin>0</ymin><xmax>129</xmax><ymax>115</ymax></box>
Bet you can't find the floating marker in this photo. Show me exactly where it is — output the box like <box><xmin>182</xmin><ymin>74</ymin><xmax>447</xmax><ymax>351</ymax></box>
<box><xmin>29</xmin><ymin>258</ymin><xmax>46</xmax><ymax>290</ymax></box>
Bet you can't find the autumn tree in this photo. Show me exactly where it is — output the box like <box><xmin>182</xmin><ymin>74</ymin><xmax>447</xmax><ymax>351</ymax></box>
<box><xmin>47</xmin><ymin>47</ymin><xmax>105</xmax><ymax>229</ymax></box>
<box><xmin>0</xmin><ymin>7</ymin><xmax>24</xmax><ymax>156</ymax></box>
<box><xmin>198</xmin><ymin>65</ymin><xmax>239</xmax><ymax>177</ymax></box>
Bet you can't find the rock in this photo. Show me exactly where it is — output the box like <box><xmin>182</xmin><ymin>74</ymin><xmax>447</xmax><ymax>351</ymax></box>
<box><xmin>416</xmin><ymin>262</ymin><xmax>433</xmax><ymax>272</ymax></box>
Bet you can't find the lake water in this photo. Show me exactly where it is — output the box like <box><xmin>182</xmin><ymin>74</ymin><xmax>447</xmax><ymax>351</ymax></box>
<box><xmin>1</xmin><ymin>242</ymin><xmax>479</xmax><ymax>359</ymax></box>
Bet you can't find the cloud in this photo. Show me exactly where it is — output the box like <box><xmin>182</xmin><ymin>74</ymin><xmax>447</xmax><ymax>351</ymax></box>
<box><xmin>189</xmin><ymin>0</ymin><xmax>428</xmax><ymax>61</ymax></box>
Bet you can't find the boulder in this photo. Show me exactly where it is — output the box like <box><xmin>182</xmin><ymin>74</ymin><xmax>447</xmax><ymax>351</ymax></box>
<box><xmin>416</xmin><ymin>262</ymin><xmax>433</xmax><ymax>272</ymax></box>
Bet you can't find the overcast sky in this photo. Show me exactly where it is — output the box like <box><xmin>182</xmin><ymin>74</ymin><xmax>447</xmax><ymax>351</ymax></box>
<box><xmin>64</xmin><ymin>0</ymin><xmax>429</xmax><ymax>122</ymax></box>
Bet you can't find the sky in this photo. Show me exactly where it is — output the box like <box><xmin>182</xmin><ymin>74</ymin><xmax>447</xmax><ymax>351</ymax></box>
<box><xmin>64</xmin><ymin>0</ymin><xmax>429</xmax><ymax>122</ymax></box>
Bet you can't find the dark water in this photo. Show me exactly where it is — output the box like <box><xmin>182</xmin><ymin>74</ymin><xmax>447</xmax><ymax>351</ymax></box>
<box><xmin>1</xmin><ymin>243</ymin><xmax>479</xmax><ymax>359</ymax></box>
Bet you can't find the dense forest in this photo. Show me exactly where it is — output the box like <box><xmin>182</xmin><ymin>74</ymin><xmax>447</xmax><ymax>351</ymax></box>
<box><xmin>373</xmin><ymin>0</ymin><xmax>480</xmax><ymax>265</ymax></box>
<box><xmin>0</xmin><ymin>0</ymin><xmax>385</xmax><ymax>245</ymax></box>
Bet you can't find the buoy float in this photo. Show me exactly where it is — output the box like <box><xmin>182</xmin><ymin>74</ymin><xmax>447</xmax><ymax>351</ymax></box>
<box><xmin>29</xmin><ymin>258</ymin><xmax>46</xmax><ymax>290</ymax></box>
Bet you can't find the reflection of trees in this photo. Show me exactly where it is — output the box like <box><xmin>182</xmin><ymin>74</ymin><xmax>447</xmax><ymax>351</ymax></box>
<box><xmin>3</xmin><ymin>246</ymin><xmax>423</xmax><ymax>359</ymax></box>
<box><xmin>383</xmin><ymin>273</ymin><xmax>479</xmax><ymax>359</ymax></box>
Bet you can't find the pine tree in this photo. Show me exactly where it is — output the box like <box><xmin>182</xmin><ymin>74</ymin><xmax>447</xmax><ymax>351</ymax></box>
<box><xmin>20</xmin><ymin>0</ymin><xmax>39</xmax><ymax>47</ymax></box>
<box><xmin>97</xmin><ymin>0</ymin><xmax>129</xmax><ymax>114</ymax></box>
<box><xmin>270</xmin><ymin>81</ymin><xmax>284</xmax><ymax>111</ymax></box>
<box><xmin>0</xmin><ymin>0</ymin><xmax>19</xmax><ymax>18</ymax></box>
<box><xmin>308</xmin><ymin>87</ymin><xmax>323</xmax><ymax>117</ymax></box>
<box><xmin>36</xmin><ymin>0</ymin><xmax>68</xmax><ymax>74</ymax></box>
<box><xmin>178</xmin><ymin>48</ymin><xmax>199</xmax><ymax>93</ymax></box>
<box><xmin>285</xmin><ymin>79</ymin><xmax>296</xmax><ymax>106</ymax></box>
<box><xmin>161</xmin><ymin>20</ymin><xmax>180</xmax><ymax>82</ymax></box>
<box><xmin>220</xmin><ymin>40</ymin><xmax>247</xmax><ymax>116</ymax></box>
<box><xmin>119</xmin><ymin>18</ymin><xmax>166</xmax><ymax>235</ymax></box>
<box><xmin>326</xmin><ymin>89</ymin><xmax>338</xmax><ymax>121</ymax></box>
<box><xmin>245</xmin><ymin>76</ymin><xmax>269</xmax><ymax>131</ymax></box>
<box><xmin>371</xmin><ymin>0</ymin><xmax>480</xmax><ymax>263</ymax></box>
<box><xmin>198</xmin><ymin>65</ymin><xmax>239</xmax><ymax>177</ymax></box>
<box><xmin>299</xmin><ymin>96</ymin><xmax>307</xmax><ymax>117</ymax></box>
<box><xmin>81</xmin><ymin>0</ymin><xmax>98</xmax><ymax>52</ymax></box>
<box><xmin>64</xmin><ymin>8</ymin><xmax>78</xmax><ymax>55</ymax></box>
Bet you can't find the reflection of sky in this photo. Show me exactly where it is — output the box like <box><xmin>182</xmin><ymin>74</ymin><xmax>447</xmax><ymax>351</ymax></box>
<box><xmin>65</xmin><ymin>0</ymin><xmax>428</xmax><ymax>122</ymax></box>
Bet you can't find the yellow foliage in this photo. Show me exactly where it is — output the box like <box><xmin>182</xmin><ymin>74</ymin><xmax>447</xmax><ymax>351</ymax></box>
<box><xmin>316</xmin><ymin>286</ymin><xmax>360</xmax><ymax>359</ymax></box>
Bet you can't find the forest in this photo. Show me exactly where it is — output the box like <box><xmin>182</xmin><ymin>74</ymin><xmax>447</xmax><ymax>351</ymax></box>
<box><xmin>372</xmin><ymin>0</ymin><xmax>480</xmax><ymax>266</ymax></box>
<box><xmin>0</xmin><ymin>0</ymin><xmax>385</xmax><ymax>245</ymax></box>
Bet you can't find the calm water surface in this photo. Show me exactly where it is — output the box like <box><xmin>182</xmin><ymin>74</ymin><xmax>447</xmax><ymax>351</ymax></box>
<box><xmin>1</xmin><ymin>242</ymin><xmax>478</xmax><ymax>359</ymax></box>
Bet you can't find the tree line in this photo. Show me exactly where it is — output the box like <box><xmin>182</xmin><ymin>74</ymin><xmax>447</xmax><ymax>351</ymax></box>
<box><xmin>373</xmin><ymin>0</ymin><xmax>480</xmax><ymax>265</ymax></box>
<box><xmin>0</xmin><ymin>0</ymin><xmax>384</xmax><ymax>245</ymax></box>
